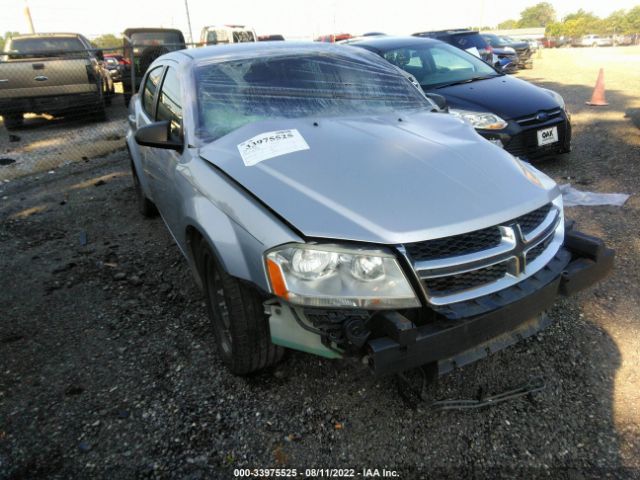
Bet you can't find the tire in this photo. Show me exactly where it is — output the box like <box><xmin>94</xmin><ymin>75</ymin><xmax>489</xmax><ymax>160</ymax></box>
<box><xmin>130</xmin><ymin>160</ymin><xmax>157</xmax><ymax>217</ymax></box>
<box><xmin>197</xmin><ymin>238</ymin><xmax>283</xmax><ymax>375</ymax></box>
<box><xmin>3</xmin><ymin>113</ymin><xmax>24</xmax><ymax>130</ymax></box>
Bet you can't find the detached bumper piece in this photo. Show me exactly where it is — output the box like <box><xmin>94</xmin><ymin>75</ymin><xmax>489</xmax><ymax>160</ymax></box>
<box><xmin>367</xmin><ymin>230</ymin><xmax>614</xmax><ymax>377</ymax></box>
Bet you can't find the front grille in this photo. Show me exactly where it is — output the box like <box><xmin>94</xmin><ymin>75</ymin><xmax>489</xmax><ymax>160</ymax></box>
<box><xmin>425</xmin><ymin>263</ymin><xmax>507</xmax><ymax>295</ymax></box>
<box><xmin>526</xmin><ymin>235</ymin><xmax>553</xmax><ymax>263</ymax></box>
<box><xmin>404</xmin><ymin>226</ymin><xmax>501</xmax><ymax>262</ymax></box>
<box><xmin>512</xmin><ymin>203</ymin><xmax>552</xmax><ymax>235</ymax></box>
<box><xmin>404</xmin><ymin>202</ymin><xmax>559</xmax><ymax>304</ymax></box>
<box><xmin>504</xmin><ymin>120</ymin><xmax>566</xmax><ymax>159</ymax></box>
<box><xmin>516</xmin><ymin>109</ymin><xmax>562</xmax><ymax>126</ymax></box>
<box><xmin>515</xmin><ymin>47</ymin><xmax>532</xmax><ymax>61</ymax></box>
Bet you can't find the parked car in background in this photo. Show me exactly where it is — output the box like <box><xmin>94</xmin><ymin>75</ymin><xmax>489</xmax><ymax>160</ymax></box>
<box><xmin>103</xmin><ymin>53</ymin><xmax>128</xmax><ymax>82</ymax></box>
<box><xmin>126</xmin><ymin>42</ymin><xmax>612</xmax><ymax>377</ymax></box>
<box><xmin>258</xmin><ymin>34</ymin><xmax>285</xmax><ymax>41</ymax></box>
<box><xmin>612</xmin><ymin>34</ymin><xmax>633</xmax><ymax>46</ymax></box>
<box><xmin>482</xmin><ymin>33</ymin><xmax>533</xmax><ymax>69</ymax></box>
<box><xmin>121</xmin><ymin>28</ymin><xmax>186</xmax><ymax>105</ymax></box>
<box><xmin>315</xmin><ymin>33</ymin><xmax>353</xmax><ymax>42</ymax></box>
<box><xmin>542</xmin><ymin>36</ymin><xmax>569</xmax><ymax>48</ymax></box>
<box><xmin>412</xmin><ymin>30</ymin><xmax>493</xmax><ymax>63</ymax></box>
<box><xmin>350</xmin><ymin>36</ymin><xmax>571</xmax><ymax>161</ymax></box>
<box><xmin>0</xmin><ymin>32</ymin><xmax>113</xmax><ymax>129</ymax></box>
<box><xmin>490</xmin><ymin>45</ymin><xmax>519</xmax><ymax>72</ymax></box>
<box><xmin>573</xmin><ymin>35</ymin><xmax>613</xmax><ymax>47</ymax></box>
<box><xmin>200</xmin><ymin>25</ymin><xmax>257</xmax><ymax>45</ymax></box>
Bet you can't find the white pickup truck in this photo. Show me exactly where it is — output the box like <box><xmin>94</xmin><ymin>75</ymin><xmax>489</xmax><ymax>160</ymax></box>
<box><xmin>0</xmin><ymin>33</ymin><xmax>113</xmax><ymax>129</ymax></box>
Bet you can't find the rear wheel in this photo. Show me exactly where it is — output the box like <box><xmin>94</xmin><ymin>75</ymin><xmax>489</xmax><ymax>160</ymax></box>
<box><xmin>3</xmin><ymin>113</ymin><xmax>24</xmax><ymax>130</ymax></box>
<box><xmin>197</xmin><ymin>238</ymin><xmax>283</xmax><ymax>375</ymax></box>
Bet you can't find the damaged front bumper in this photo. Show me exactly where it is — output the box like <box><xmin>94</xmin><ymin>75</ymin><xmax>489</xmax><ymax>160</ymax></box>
<box><xmin>367</xmin><ymin>228</ymin><xmax>614</xmax><ymax>376</ymax></box>
<box><xmin>267</xmin><ymin>228</ymin><xmax>613</xmax><ymax>377</ymax></box>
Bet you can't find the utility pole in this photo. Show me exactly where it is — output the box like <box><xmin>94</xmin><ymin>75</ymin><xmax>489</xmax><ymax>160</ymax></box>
<box><xmin>184</xmin><ymin>0</ymin><xmax>194</xmax><ymax>45</ymax></box>
<box><xmin>24</xmin><ymin>0</ymin><xmax>35</xmax><ymax>33</ymax></box>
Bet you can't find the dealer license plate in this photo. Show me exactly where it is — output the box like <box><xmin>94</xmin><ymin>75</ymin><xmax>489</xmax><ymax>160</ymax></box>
<box><xmin>537</xmin><ymin>126</ymin><xmax>558</xmax><ymax>146</ymax></box>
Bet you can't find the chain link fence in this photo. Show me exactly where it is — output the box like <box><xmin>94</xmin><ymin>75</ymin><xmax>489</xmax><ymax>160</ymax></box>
<box><xmin>0</xmin><ymin>36</ymin><xmax>196</xmax><ymax>181</ymax></box>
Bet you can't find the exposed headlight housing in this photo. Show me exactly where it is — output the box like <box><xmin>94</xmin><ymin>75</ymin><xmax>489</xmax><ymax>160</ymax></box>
<box><xmin>543</xmin><ymin>88</ymin><xmax>566</xmax><ymax>111</ymax></box>
<box><xmin>449</xmin><ymin>109</ymin><xmax>508</xmax><ymax>130</ymax></box>
<box><xmin>265</xmin><ymin>244</ymin><xmax>420</xmax><ymax>309</ymax></box>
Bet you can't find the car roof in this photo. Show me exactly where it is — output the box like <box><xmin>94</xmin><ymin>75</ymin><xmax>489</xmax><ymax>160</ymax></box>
<box><xmin>414</xmin><ymin>29</ymin><xmax>479</xmax><ymax>37</ymax></box>
<box><xmin>124</xmin><ymin>28</ymin><xmax>184</xmax><ymax>35</ymax></box>
<box><xmin>346</xmin><ymin>36</ymin><xmax>440</xmax><ymax>51</ymax></box>
<box><xmin>12</xmin><ymin>32</ymin><xmax>82</xmax><ymax>39</ymax></box>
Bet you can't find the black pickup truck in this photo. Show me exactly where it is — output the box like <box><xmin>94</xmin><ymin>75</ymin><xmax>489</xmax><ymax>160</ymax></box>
<box><xmin>121</xmin><ymin>28</ymin><xmax>186</xmax><ymax>106</ymax></box>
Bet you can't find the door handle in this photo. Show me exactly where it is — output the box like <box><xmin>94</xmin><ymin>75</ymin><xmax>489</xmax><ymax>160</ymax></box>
<box><xmin>34</xmin><ymin>76</ymin><xmax>48</xmax><ymax>82</ymax></box>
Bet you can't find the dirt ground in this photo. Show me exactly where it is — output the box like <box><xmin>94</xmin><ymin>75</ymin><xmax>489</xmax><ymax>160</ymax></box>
<box><xmin>1</xmin><ymin>47</ymin><xmax>639</xmax><ymax>479</ymax></box>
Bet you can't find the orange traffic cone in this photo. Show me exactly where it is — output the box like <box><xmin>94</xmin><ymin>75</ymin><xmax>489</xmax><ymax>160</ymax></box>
<box><xmin>586</xmin><ymin>68</ymin><xmax>608</xmax><ymax>106</ymax></box>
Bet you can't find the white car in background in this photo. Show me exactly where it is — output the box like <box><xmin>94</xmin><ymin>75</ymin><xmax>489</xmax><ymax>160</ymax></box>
<box><xmin>200</xmin><ymin>25</ymin><xmax>257</xmax><ymax>45</ymax></box>
<box><xmin>575</xmin><ymin>34</ymin><xmax>613</xmax><ymax>47</ymax></box>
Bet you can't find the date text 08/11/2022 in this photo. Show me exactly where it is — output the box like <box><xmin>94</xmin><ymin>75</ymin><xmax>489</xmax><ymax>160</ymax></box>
<box><xmin>232</xmin><ymin>468</ymin><xmax>400</xmax><ymax>478</ymax></box>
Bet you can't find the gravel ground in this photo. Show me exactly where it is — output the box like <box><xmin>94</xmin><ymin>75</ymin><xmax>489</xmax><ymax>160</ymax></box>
<box><xmin>0</xmin><ymin>96</ymin><xmax>128</xmax><ymax>181</ymax></box>
<box><xmin>1</xmin><ymin>48</ymin><xmax>639</xmax><ymax>479</ymax></box>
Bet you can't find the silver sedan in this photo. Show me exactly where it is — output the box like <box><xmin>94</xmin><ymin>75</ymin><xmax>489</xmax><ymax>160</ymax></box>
<box><xmin>126</xmin><ymin>42</ymin><xmax>612</xmax><ymax>376</ymax></box>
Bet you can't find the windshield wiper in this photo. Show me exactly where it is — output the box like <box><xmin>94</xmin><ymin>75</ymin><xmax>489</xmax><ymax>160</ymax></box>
<box><xmin>434</xmin><ymin>76</ymin><xmax>496</xmax><ymax>89</ymax></box>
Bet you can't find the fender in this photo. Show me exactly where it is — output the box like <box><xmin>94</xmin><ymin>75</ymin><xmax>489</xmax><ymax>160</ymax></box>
<box><xmin>126</xmin><ymin>131</ymin><xmax>154</xmax><ymax>202</ymax></box>
<box><xmin>175</xmin><ymin>157</ymin><xmax>304</xmax><ymax>292</ymax></box>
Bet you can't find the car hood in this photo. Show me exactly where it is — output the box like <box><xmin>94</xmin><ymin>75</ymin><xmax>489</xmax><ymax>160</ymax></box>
<box><xmin>199</xmin><ymin>111</ymin><xmax>559</xmax><ymax>245</ymax></box>
<box><xmin>429</xmin><ymin>75</ymin><xmax>560</xmax><ymax>120</ymax></box>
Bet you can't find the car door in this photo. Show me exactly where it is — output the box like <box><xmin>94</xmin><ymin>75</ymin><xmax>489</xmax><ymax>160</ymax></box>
<box><xmin>137</xmin><ymin>65</ymin><xmax>165</xmax><ymax>194</ymax></box>
<box><xmin>146</xmin><ymin>64</ymin><xmax>185</xmax><ymax>233</ymax></box>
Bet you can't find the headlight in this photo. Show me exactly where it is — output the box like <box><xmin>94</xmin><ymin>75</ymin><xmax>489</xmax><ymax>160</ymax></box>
<box><xmin>449</xmin><ymin>109</ymin><xmax>508</xmax><ymax>130</ymax></box>
<box><xmin>265</xmin><ymin>244</ymin><xmax>420</xmax><ymax>309</ymax></box>
<box><xmin>543</xmin><ymin>88</ymin><xmax>566</xmax><ymax>111</ymax></box>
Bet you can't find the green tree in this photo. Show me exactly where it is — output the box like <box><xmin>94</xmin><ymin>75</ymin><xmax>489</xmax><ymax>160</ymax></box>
<box><xmin>545</xmin><ymin>21</ymin><xmax>565</xmax><ymax>37</ymax></box>
<box><xmin>518</xmin><ymin>2</ymin><xmax>556</xmax><ymax>28</ymax></box>
<box><xmin>603</xmin><ymin>9</ymin><xmax>628</xmax><ymax>34</ymax></box>
<box><xmin>92</xmin><ymin>34</ymin><xmax>122</xmax><ymax>50</ymax></box>
<box><xmin>561</xmin><ymin>10</ymin><xmax>601</xmax><ymax>36</ymax></box>
<box><xmin>626</xmin><ymin>6</ymin><xmax>640</xmax><ymax>33</ymax></box>
<box><xmin>497</xmin><ymin>19</ymin><xmax>519</xmax><ymax>30</ymax></box>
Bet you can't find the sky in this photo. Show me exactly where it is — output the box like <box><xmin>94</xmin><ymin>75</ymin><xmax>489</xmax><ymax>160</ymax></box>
<box><xmin>0</xmin><ymin>0</ymin><xmax>638</xmax><ymax>42</ymax></box>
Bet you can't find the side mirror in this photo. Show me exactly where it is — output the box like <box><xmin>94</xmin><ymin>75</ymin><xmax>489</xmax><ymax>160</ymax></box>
<box><xmin>95</xmin><ymin>50</ymin><xmax>104</xmax><ymax>61</ymax></box>
<box><xmin>425</xmin><ymin>93</ymin><xmax>448</xmax><ymax>112</ymax></box>
<box><xmin>135</xmin><ymin>121</ymin><xmax>183</xmax><ymax>152</ymax></box>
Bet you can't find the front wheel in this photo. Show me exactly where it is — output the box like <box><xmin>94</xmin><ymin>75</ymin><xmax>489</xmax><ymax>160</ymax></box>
<box><xmin>198</xmin><ymin>238</ymin><xmax>283</xmax><ymax>375</ymax></box>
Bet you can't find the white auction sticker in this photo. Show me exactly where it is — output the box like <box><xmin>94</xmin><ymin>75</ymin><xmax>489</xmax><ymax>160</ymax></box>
<box><xmin>237</xmin><ymin>129</ymin><xmax>310</xmax><ymax>166</ymax></box>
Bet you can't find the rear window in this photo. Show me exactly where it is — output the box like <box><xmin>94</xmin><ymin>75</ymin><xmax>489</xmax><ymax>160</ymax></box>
<box><xmin>6</xmin><ymin>37</ymin><xmax>86</xmax><ymax>58</ymax></box>
<box><xmin>233</xmin><ymin>31</ymin><xmax>255</xmax><ymax>43</ymax></box>
<box><xmin>195</xmin><ymin>52</ymin><xmax>430</xmax><ymax>141</ymax></box>
<box><xmin>451</xmin><ymin>33</ymin><xmax>488</xmax><ymax>50</ymax></box>
<box><xmin>130</xmin><ymin>32</ymin><xmax>184</xmax><ymax>49</ymax></box>
<box><xmin>207</xmin><ymin>30</ymin><xmax>229</xmax><ymax>45</ymax></box>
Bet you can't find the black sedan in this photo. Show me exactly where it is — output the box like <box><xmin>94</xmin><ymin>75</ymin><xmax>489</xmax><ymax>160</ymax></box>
<box><xmin>349</xmin><ymin>36</ymin><xmax>571</xmax><ymax>161</ymax></box>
